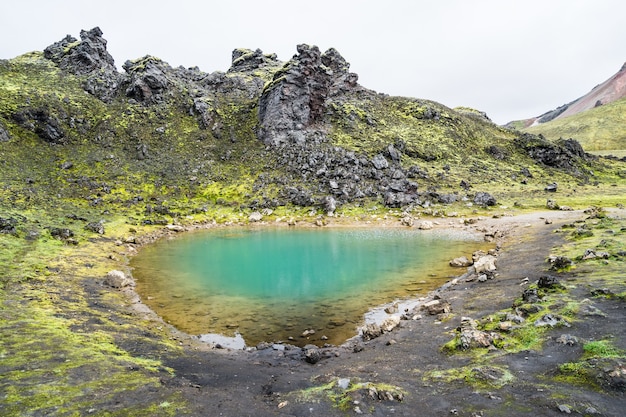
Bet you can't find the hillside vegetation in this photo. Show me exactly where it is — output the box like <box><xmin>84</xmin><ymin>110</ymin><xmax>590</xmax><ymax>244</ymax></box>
<box><xmin>524</xmin><ymin>96</ymin><xmax>626</xmax><ymax>153</ymax></box>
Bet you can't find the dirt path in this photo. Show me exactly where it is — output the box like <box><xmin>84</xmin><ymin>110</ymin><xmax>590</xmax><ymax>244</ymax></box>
<box><xmin>140</xmin><ymin>209</ymin><xmax>624</xmax><ymax>416</ymax></box>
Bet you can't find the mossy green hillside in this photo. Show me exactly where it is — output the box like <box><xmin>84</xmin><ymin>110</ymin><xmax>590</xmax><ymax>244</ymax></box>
<box><xmin>524</xmin><ymin>96</ymin><xmax>626</xmax><ymax>152</ymax></box>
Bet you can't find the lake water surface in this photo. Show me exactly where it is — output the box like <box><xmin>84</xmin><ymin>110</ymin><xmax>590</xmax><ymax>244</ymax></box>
<box><xmin>131</xmin><ymin>226</ymin><xmax>488</xmax><ymax>347</ymax></box>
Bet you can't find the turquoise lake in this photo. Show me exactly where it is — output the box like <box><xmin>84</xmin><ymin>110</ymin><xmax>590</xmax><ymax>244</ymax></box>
<box><xmin>131</xmin><ymin>226</ymin><xmax>488</xmax><ymax>347</ymax></box>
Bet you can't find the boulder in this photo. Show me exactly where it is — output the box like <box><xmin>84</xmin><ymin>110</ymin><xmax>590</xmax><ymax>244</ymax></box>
<box><xmin>418</xmin><ymin>220</ymin><xmax>434</xmax><ymax>230</ymax></box>
<box><xmin>458</xmin><ymin>317</ymin><xmax>497</xmax><ymax>349</ymax></box>
<box><xmin>537</xmin><ymin>274</ymin><xmax>564</xmax><ymax>290</ymax></box>
<box><xmin>421</xmin><ymin>298</ymin><xmax>451</xmax><ymax>315</ymax></box>
<box><xmin>372</xmin><ymin>154</ymin><xmax>389</xmax><ymax>170</ymax></box>
<box><xmin>104</xmin><ymin>270</ymin><xmax>133</xmax><ymax>288</ymax></box>
<box><xmin>545</xmin><ymin>182</ymin><xmax>558</xmax><ymax>192</ymax></box>
<box><xmin>474</xmin><ymin>191</ymin><xmax>497</xmax><ymax>207</ymax></box>
<box><xmin>84</xmin><ymin>220</ymin><xmax>105</xmax><ymax>234</ymax></box>
<box><xmin>248</xmin><ymin>211</ymin><xmax>263</xmax><ymax>222</ymax></box>
<box><xmin>449</xmin><ymin>256</ymin><xmax>472</xmax><ymax>267</ymax></box>
<box><xmin>473</xmin><ymin>254</ymin><xmax>497</xmax><ymax>273</ymax></box>
<box><xmin>400</xmin><ymin>216</ymin><xmax>414</xmax><ymax>227</ymax></box>
<box><xmin>304</xmin><ymin>347</ymin><xmax>321</xmax><ymax>364</ymax></box>
<box><xmin>321</xmin><ymin>196</ymin><xmax>337</xmax><ymax>215</ymax></box>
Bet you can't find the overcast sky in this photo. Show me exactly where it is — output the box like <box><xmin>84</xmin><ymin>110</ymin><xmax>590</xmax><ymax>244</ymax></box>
<box><xmin>1</xmin><ymin>0</ymin><xmax>624</xmax><ymax>124</ymax></box>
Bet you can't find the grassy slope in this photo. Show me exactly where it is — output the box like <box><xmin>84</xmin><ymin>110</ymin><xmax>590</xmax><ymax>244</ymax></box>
<box><xmin>524</xmin><ymin>97</ymin><xmax>626</xmax><ymax>152</ymax></box>
<box><xmin>1</xmin><ymin>51</ymin><xmax>625</xmax><ymax>415</ymax></box>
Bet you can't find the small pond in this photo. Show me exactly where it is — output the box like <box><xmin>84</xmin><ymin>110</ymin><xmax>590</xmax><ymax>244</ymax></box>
<box><xmin>131</xmin><ymin>226</ymin><xmax>488</xmax><ymax>347</ymax></box>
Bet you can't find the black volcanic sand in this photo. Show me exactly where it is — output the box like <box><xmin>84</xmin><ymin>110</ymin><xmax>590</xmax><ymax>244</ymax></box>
<box><xmin>129</xmin><ymin>211</ymin><xmax>625</xmax><ymax>416</ymax></box>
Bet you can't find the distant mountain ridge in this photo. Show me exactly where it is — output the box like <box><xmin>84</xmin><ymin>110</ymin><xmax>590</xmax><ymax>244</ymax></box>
<box><xmin>507</xmin><ymin>61</ymin><xmax>626</xmax><ymax>129</ymax></box>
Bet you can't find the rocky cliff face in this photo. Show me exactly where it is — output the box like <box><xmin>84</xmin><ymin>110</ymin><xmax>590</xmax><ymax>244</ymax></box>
<box><xmin>258</xmin><ymin>44</ymin><xmax>361</xmax><ymax>146</ymax></box>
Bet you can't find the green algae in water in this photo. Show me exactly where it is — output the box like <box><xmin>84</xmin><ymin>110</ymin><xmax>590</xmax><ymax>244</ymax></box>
<box><xmin>132</xmin><ymin>227</ymin><xmax>488</xmax><ymax>347</ymax></box>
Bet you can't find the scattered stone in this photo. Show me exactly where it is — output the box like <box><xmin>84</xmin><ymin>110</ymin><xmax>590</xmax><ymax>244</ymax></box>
<box><xmin>418</xmin><ymin>220</ymin><xmax>434</xmax><ymax>230</ymax></box>
<box><xmin>449</xmin><ymin>256</ymin><xmax>472</xmax><ymax>267</ymax></box>
<box><xmin>386</xmin><ymin>339</ymin><xmax>397</xmax><ymax>346</ymax></box>
<box><xmin>505</xmin><ymin>313</ymin><xmax>525</xmax><ymax>324</ymax></box>
<box><xmin>384</xmin><ymin>303</ymin><xmax>399</xmax><ymax>314</ymax></box>
<box><xmin>549</xmin><ymin>255</ymin><xmax>573</xmax><ymax>270</ymax></box>
<box><xmin>301</xmin><ymin>329</ymin><xmax>316</xmax><ymax>337</ymax></box>
<box><xmin>0</xmin><ymin>217</ymin><xmax>19</xmax><ymax>235</ymax></box>
<box><xmin>590</xmin><ymin>288</ymin><xmax>614</xmax><ymax>297</ymax></box>
<box><xmin>165</xmin><ymin>224</ymin><xmax>185</xmax><ymax>232</ymax></box>
<box><xmin>557</xmin><ymin>404</ymin><xmax>572</xmax><ymax>414</ymax></box>
<box><xmin>522</xmin><ymin>288</ymin><xmax>540</xmax><ymax>303</ymax></box>
<box><xmin>421</xmin><ymin>299</ymin><xmax>451</xmax><ymax>315</ymax></box>
<box><xmin>474</xmin><ymin>192</ymin><xmax>497</xmax><ymax>207</ymax></box>
<box><xmin>337</xmin><ymin>378</ymin><xmax>351</xmax><ymax>390</ymax></box>
<box><xmin>400</xmin><ymin>216</ymin><xmax>414</xmax><ymax>227</ymax></box>
<box><xmin>304</xmin><ymin>347</ymin><xmax>321</xmax><ymax>364</ymax></box>
<box><xmin>49</xmin><ymin>227</ymin><xmax>75</xmax><ymax>240</ymax></box>
<box><xmin>582</xmin><ymin>249</ymin><xmax>610</xmax><ymax>260</ymax></box>
<box><xmin>534</xmin><ymin>314</ymin><xmax>569</xmax><ymax>328</ymax></box>
<box><xmin>84</xmin><ymin>220</ymin><xmax>105</xmax><ymax>234</ymax></box>
<box><xmin>104</xmin><ymin>270</ymin><xmax>133</xmax><ymax>288</ymax></box>
<box><xmin>580</xmin><ymin>304</ymin><xmax>607</xmax><ymax>317</ymax></box>
<box><xmin>458</xmin><ymin>317</ymin><xmax>497</xmax><ymax>349</ymax></box>
<box><xmin>545</xmin><ymin>182</ymin><xmax>558</xmax><ymax>192</ymax></box>
<box><xmin>546</xmin><ymin>199</ymin><xmax>560</xmax><ymax>210</ymax></box>
<box><xmin>271</xmin><ymin>344</ymin><xmax>285</xmax><ymax>351</ymax></box>
<box><xmin>555</xmin><ymin>334</ymin><xmax>579</xmax><ymax>346</ymax></box>
<box><xmin>538</xmin><ymin>274</ymin><xmax>565</xmax><ymax>290</ymax></box>
<box><xmin>473</xmin><ymin>255</ymin><xmax>497</xmax><ymax>274</ymax></box>
<box><xmin>321</xmin><ymin>196</ymin><xmax>337</xmax><ymax>215</ymax></box>
<box><xmin>249</xmin><ymin>211</ymin><xmax>263</xmax><ymax>222</ymax></box>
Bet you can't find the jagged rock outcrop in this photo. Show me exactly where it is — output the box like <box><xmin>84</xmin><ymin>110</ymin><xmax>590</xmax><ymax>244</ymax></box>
<box><xmin>44</xmin><ymin>27</ymin><xmax>122</xmax><ymax>102</ymax></box>
<box><xmin>257</xmin><ymin>44</ymin><xmax>360</xmax><ymax>146</ymax></box>
<box><xmin>515</xmin><ymin>133</ymin><xmax>591</xmax><ymax>175</ymax></box>
<box><xmin>122</xmin><ymin>56</ymin><xmax>172</xmax><ymax>104</ymax></box>
<box><xmin>228</xmin><ymin>48</ymin><xmax>280</xmax><ymax>74</ymax></box>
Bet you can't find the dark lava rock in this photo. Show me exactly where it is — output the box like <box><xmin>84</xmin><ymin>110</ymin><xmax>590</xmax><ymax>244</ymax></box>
<box><xmin>228</xmin><ymin>48</ymin><xmax>280</xmax><ymax>73</ymax></box>
<box><xmin>473</xmin><ymin>191</ymin><xmax>497</xmax><ymax>207</ymax></box>
<box><xmin>303</xmin><ymin>347</ymin><xmax>322</xmax><ymax>364</ymax></box>
<box><xmin>538</xmin><ymin>274</ymin><xmax>564</xmax><ymax>290</ymax></box>
<box><xmin>49</xmin><ymin>227</ymin><xmax>74</xmax><ymax>240</ymax></box>
<box><xmin>44</xmin><ymin>27</ymin><xmax>116</xmax><ymax>75</ymax></box>
<box><xmin>522</xmin><ymin>288</ymin><xmax>541</xmax><ymax>303</ymax></box>
<box><xmin>545</xmin><ymin>182</ymin><xmax>558</xmax><ymax>192</ymax></box>
<box><xmin>44</xmin><ymin>27</ymin><xmax>122</xmax><ymax>102</ymax></box>
<box><xmin>123</xmin><ymin>56</ymin><xmax>171</xmax><ymax>104</ymax></box>
<box><xmin>12</xmin><ymin>108</ymin><xmax>65</xmax><ymax>143</ymax></box>
<box><xmin>0</xmin><ymin>217</ymin><xmax>18</xmax><ymax>235</ymax></box>
<box><xmin>84</xmin><ymin>221</ymin><xmax>105</xmax><ymax>235</ymax></box>
<box><xmin>550</xmin><ymin>256</ymin><xmax>573</xmax><ymax>270</ymax></box>
<box><xmin>257</xmin><ymin>44</ymin><xmax>360</xmax><ymax>145</ymax></box>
